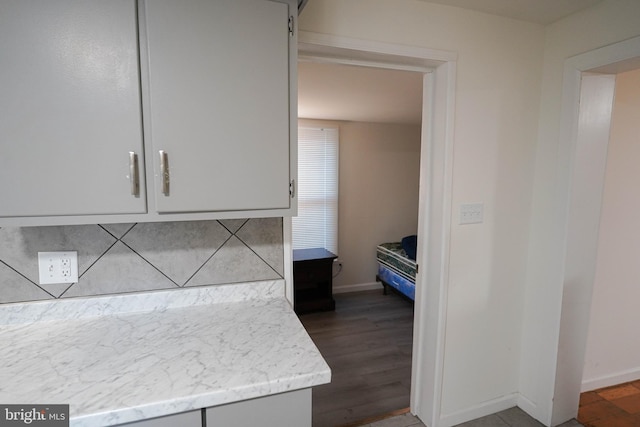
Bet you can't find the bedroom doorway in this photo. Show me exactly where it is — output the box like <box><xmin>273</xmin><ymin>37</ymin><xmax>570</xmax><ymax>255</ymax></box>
<box><xmin>298</xmin><ymin>61</ymin><xmax>423</xmax><ymax>296</ymax></box>
<box><xmin>284</xmin><ymin>32</ymin><xmax>458</xmax><ymax>427</ymax></box>
<box><xmin>297</xmin><ymin>60</ymin><xmax>423</xmax><ymax>426</ymax></box>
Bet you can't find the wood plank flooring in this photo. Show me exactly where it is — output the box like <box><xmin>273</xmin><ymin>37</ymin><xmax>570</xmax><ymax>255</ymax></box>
<box><xmin>300</xmin><ymin>289</ymin><xmax>585</xmax><ymax>427</ymax></box>
<box><xmin>578</xmin><ymin>380</ymin><xmax>640</xmax><ymax>426</ymax></box>
<box><xmin>299</xmin><ymin>289</ymin><xmax>414</xmax><ymax>427</ymax></box>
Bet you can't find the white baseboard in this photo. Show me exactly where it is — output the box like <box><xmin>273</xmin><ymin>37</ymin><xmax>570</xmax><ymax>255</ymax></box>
<box><xmin>582</xmin><ymin>368</ymin><xmax>640</xmax><ymax>392</ymax></box>
<box><xmin>333</xmin><ymin>282</ymin><xmax>382</xmax><ymax>294</ymax></box>
<box><xmin>516</xmin><ymin>394</ymin><xmax>537</xmax><ymax>415</ymax></box>
<box><xmin>438</xmin><ymin>393</ymin><xmax>519</xmax><ymax>427</ymax></box>
<box><xmin>517</xmin><ymin>394</ymin><xmax>549</xmax><ymax>425</ymax></box>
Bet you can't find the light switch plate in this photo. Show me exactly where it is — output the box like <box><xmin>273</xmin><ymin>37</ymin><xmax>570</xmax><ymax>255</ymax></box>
<box><xmin>460</xmin><ymin>203</ymin><xmax>484</xmax><ymax>225</ymax></box>
<box><xmin>38</xmin><ymin>251</ymin><xmax>78</xmax><ymax>285</ymax></box>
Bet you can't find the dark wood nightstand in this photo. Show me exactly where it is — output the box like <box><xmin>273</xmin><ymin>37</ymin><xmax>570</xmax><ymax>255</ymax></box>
<box><xmin>293</xmin><ymin>248</ymin><xmax>338</xmax><ymax>315</ymax></box>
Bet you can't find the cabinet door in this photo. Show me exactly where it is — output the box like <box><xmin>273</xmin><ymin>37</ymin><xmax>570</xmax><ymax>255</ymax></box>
<box><xmin>0</xmin><ymin>0</ymin><xmax>146</xmax><ymax>218</ymax></box>
<box><xmin>143</xmin><ymin>0</ymin><xmax>291</xmax><ymax>213</ymax></box>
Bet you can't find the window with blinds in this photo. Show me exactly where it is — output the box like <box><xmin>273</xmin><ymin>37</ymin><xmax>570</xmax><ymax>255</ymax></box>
<box><xmin>292</xmin><ymin>126</ymin><xmax>339</xmax><ymax>254</ymax></box>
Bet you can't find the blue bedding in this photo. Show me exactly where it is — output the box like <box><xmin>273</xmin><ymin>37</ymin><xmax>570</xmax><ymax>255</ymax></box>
<box><xmin>377</xmin><ymin>263</ymin><xmax>415</xmax><ymax>301</ymax></box>
<box><xmin>376</xmin><ymin>239</ymin><xmax>417</xmax><ymax>301</ymax></box>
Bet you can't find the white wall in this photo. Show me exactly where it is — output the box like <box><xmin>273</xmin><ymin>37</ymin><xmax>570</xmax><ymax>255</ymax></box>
<box><xmin>300</xmin><ymin>1</ymin><xmax>545</xmax><ymax>422</ymax></box>
<box><xmin>521</xmin><ymin>1</ymin><xmax>640</xmax><ymax>424</ymax></box>
<box><xmin>582</xmin><ymin>68</ymin><xmax>640</xmax><ymax>391</ymax></box>
<box><xmin>298</xmin><ymin>119</ymin><xmax>421</xmax><ymax>291</ymax></box>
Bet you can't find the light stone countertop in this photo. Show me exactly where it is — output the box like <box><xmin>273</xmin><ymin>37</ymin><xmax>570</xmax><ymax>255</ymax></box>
<box><xmin>0</xmin><ymin>280</ymin><xmax>331</xmax><ymax>427</ymax></box>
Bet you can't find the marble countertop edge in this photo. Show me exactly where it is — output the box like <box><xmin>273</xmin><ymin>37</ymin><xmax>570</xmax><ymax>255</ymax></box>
<box><xmin>73</xmin><ymin>369</ymin><xmax>332</xmax><ymax>427</ymax></box>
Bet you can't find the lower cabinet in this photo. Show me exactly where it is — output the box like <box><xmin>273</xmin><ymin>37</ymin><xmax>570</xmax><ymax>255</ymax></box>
<box><xmin>118</xmin><ymin>409</ymin><xmax>201</xmax><ymax>427</ymax></box>
<box><xmin>117</xmin><ymin>389</ymin><xmax>311</xmax><ymax>427</ymax></box>
<box><xmin>206</xmin><ymin>389</ymin><xmax>311</xmax><ymax>427</ymax></box>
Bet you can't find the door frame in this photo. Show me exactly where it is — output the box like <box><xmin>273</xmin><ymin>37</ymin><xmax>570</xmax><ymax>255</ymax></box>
<box><xmin>284</xmin><ymin>31</ymin><xmax>457</xmax><ymax>426</ymax></box>
<box><xmin>547</xmin><ymin>35</ymin><xmax>640</xmax><ymax>425</ymax></box>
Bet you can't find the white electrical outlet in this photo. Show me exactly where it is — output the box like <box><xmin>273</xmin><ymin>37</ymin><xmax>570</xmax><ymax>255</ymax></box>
<box><xmin>460</xmin><ymin>203</ymin><xmax>484</xmax><ymax>225</ymax></box>
<box><xmin>38</xmin><ymin>251</ymin><xmax>78</xmax><ymax>285</ymax></box>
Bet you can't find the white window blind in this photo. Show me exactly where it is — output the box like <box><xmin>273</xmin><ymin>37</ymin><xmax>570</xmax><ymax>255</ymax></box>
<box><xmin>293</xmin><ymin>127</ymin><xmax>339</xmax><ymax>254</ymax></box>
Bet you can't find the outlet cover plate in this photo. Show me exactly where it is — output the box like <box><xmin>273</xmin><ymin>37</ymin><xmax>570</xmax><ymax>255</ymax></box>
<box><xmin>460</xmin><ymin>203</ymin><xmax>484</xmax><ymax>225</ymax></box>
<box><xmin>38</xmin><ymin>251</ymin><xmax>79</xmax><ymax>285</ymax></box>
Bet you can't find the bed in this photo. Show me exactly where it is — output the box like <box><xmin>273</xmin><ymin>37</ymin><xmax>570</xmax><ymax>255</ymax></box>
<box><xmin>376</xmin><ymin>236</ymin><xmax>417</xmax><ymax>301</ymax></box>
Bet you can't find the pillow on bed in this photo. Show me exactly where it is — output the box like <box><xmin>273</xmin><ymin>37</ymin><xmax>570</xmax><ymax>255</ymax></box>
<box><xmin>401</xmin><ymin>235</ymin><xmax>418</xmax><ymax>260</ymax></box>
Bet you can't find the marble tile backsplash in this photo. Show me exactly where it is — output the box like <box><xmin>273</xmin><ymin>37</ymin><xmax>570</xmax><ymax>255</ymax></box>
<box><xmin>0</xmin><ymin>218</ymin><xmax>284</xmax><ymax>304</ymax></box>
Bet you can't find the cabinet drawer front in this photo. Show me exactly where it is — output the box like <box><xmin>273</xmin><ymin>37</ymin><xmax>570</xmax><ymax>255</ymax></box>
<box><xmin>118</xmin><ymin>410</ymin><xmax>201</xmax><ymax>427</ymax></box>
<box><xmin>206</xmin><ymin>389</ymin><xmax>311</xmax><ymax>427</ymax></box>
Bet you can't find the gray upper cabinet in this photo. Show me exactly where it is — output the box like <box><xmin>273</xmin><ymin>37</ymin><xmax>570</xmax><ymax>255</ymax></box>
<box><xmin>143</xmin><ymin>0</ymin><xmax>292</xmax><ymax>214</ymax></box>
<box><xmin>0</xmin><ymin>0</ymin><xmax>146</xmax><ymax>218</ymax></box>
<box><xmin>0</xmin><ymin>0</ymin><xmax>296</xmax><ymax>226</ymax></box>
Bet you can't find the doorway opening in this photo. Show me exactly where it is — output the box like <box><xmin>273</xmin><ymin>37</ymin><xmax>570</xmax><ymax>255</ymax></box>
<box><xmin>573</xmin><ymin>66</ymin><xmax>640</xmax><ymax>425</ymax></box>
<box><xmin>580</xmin><ymin>66</ymin><xmax>640</xmax><ymax>392</ymax></box>
<box><xmin>297</xmin><ymin>59</ymin><xmax>423</xmax><ymax>426</ymax></box>
<box><xmin>551</xmin><ymin>35</ymin><xmax>640</xmax><ymax>425</ymax></box>
<box><xmin>283</xmin><ymin>31</ymin><xmax>457</xmax><ymax>427</ymax></box>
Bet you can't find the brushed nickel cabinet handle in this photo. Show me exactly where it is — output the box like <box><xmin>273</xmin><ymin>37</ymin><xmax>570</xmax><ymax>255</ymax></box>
<box><xmin>159</xmin><ymin>150</ymin><xmax>170</xmax><ymax>196</ymax></box>
<box><xmin>129</xmin><ymin>151</ymin><xmax>140</xmax><ymax>197</ymax></box>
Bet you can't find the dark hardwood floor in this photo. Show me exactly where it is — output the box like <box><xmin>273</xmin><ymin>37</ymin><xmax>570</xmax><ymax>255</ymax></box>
<box><xmin>299</xmin><ymin>289</ymin><xmax>414</xmax><ymax>427</ymax></box>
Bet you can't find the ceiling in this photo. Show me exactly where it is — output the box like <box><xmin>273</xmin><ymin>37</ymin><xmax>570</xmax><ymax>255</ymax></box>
<box><xmin>297</xmin><ymin>0</ymin><xmax>603</xmax><ymax>125</ymax></box>
<box><xmin>298</xmin><ymin>61</ymin><xmax>423</xmax><ymax>125</ymax></box>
